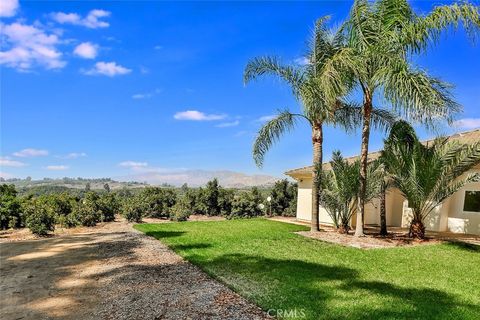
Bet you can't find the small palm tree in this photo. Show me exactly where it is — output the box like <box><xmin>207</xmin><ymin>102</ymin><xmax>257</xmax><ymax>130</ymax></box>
<box><xmin>321</xmin><ymin>151</ymin><xmax>383</xmax><ymax>233</ymax></box>
<box><xmin>323</xmin><ymin>0</ymin><xmax>480</xmax><ymax>236</ymax></box>
<box><xmin>381</xmin><ymin>123</ymin><xmax>480</xmax><ymax>239</ymax></box>
<box><xmin>244</xmin><ymin>18</ymin><xmax>393</xmax><ymax>232</ymax></box>
<box><xmin>378</xmin><ymin>120</ymin><xmax>418</xmax><ymax>236</ymax></box>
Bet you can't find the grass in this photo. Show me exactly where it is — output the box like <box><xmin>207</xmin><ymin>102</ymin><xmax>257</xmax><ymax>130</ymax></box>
<box><xmin>134</xmin><ymin>218</ymin><xmax>480</xmax><ymax>319</ymax></box>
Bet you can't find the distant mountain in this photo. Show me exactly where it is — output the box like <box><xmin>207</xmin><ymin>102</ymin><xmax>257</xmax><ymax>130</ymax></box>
<box><xmin>3</xmin><ymin>177</ymin><xmax>147</xmax><ymax>191</ymax></box>
<box><xmin>117</xmin><ymin>169</ymin><xmax>281</xmax><ymax>188</ymax></box>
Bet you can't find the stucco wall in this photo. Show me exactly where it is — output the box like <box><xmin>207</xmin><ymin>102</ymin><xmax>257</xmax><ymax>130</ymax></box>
<box><xmin>295</xmin><ymin>178</ymin><xmax>400</xmax><ymax>227</ymax></box>
<box><xmin>294</xmin><ymin>168</ymin><xmax>479</xmax><ymax>235</ymax></box>
<box><xmin>444</xmin><ymin>171</ymin><xmax>480</xmax><ymax>234</ymax></box>
<box><xmin>364</xmin><ymin>200</ymin><xmax>380</xmax><ymax>225</ymax></box>
<box><xmin>386</xmin><ymin>189</ymin><xmax>404</xmax><ymax>226</ymax></box>
<box><xmin>296</xmin><ymin>179</ymin><xmax>312</xmax><ymax>221</ymax></box>
<box><xmin>296</xmin><ymin>178</ymin><xmax>334</xmax><ymax>224</ymax></box>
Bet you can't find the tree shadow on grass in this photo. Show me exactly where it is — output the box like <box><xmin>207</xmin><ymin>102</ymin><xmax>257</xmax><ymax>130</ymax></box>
<box><xmin>143</xmin><ymin>230</ymin><xmax>186</xmax><ymax>239</ymax></box>
<box><xmin>199</xmin><ymin>253</ymin><xmax>478</xmax><ymax>320</ymax></box>
<box><xmin>170</xmin><ymin>243</ymin><xmax>212</xmax><ymax>251</ymax></box>
<box><xmin>342</xmin><ymin>280</ymin><xmax>480</xmax><ymax>320</ymax></box>
<box><xmin>443</xmin><ymin>241</ymin><xmax>480</xmax><ymax>252</ymax></box>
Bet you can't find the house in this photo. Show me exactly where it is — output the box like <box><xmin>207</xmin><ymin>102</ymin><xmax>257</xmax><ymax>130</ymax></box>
<box><xmin>285</xmin><ymin>129</ymin><xmax>480</xmax><ymax>235</ymax></box>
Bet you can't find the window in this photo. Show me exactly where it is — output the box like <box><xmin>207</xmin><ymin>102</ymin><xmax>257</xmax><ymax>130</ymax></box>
<box><xmin>463</xmin><ymin>191</ymin><xmax>480</xmax><ymax>212</ymax></box>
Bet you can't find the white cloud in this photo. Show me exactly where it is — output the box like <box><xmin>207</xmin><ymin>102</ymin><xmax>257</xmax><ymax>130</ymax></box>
<box><xmin>13</xmin><ymin>148</ymin><xmax>49</xmax><ymax>157</ymax></box>
<box><xmin>45</xmin><ymin>165</ymin><xmax>69</xmax><ymax>171</ymax></box>
<box><xmin>0</xmin><ymin>0</ymin><xmax>19</xmax><ymax>17</ymax></box>
<box><xmin>0</xmin><ymin>171</ymin><xmax>14</xmax><ymax>179</ymax></box>
<box><xmin>119</xmin><ymin>161</ymin><xmax>148</xmax><ymax>169</ymax></box>
<box><xmin>0</xmin><ymin>157</ymin><xmax>27</xmax><ymax>167</ymax></box>
<box><xmin>234</xmin><ymin>130</ymin><xmax>249</xmax><ymax>137</ymax></box>
<box><xmin>216</xmin><ymin>120</ymin><xmax>240</xmax><ymax>128</ymax></box>
<box><xmin>132</xmin><ymin>93</ymin><xmax>151</xmax><ymax>99</ymax></box>
<box><xmin>132</xmin><ymin>88</ymin><xmax>161</xmax><ymax>99</ymax></box>
<box><xmin>59</xmin><ymin>152</ymin><xmax>87</xmax><ymax>159</ymax></box>
<box><xmin>294</xmin><ymin>56</ymin><xmax>310</xmax><ymax>66</ymax></box>
<box><xmin>118</xmin><ymin>161</ymin><xmax>182</xmax><ymax>174</ymax></box>
<box><xmin>51</xmin><ymin>9</ymin><xmax>111</xmax><ymax>29</ymax></box>
<box><xmin>256</xmin><ymin>115</ymin><xmax>276</xmax><ymax>122</ymax></box>
<box><xmin>73</xmin><ymin>42</ymin><xmax>98</xmax><ymax>59</ymax></box>
<box><xmin>453</xmin><ymin>118</ymin><xmax>480</xmax><ymax>130</ymax></box>
<box><xmin>83</xmin><ymin>61</ymin><xmax>131</xmax><ymax>77</ymax></box>
<box><xmin>0</xmin><ymin>22</ymin><xmax>66</xmax><ymax>71</ymax></box>
<box><xmin>174</xmin><ymin>110</ymin><xmax>226</xmax><ymax>121</ymax></box>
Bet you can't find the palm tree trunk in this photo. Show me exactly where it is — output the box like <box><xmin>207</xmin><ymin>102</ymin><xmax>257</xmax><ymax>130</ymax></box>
<box><xmin>354</xmin><ymin>94</ymin><xmax>373</xmax><ymax>237</ymax></box>
<box><xmin>379</xmin><ymin>181</ymin><xmax>387</xmax><ymax>236</ymax></box>
<box><xmin>311</xmin><ymin>124</ymin><xmax>323</xmax><ymax>232</ymax></box>
<box><xmin>409</xmin><ymin>219</ymin><xmax>426</xmax><ymax>239</ymax></box>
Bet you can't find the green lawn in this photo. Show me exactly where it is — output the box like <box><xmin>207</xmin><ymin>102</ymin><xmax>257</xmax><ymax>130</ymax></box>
<box><xmin>134</xmin><ymin>218</ymin><xmax>480</xmax><ymax>320</ymax></box>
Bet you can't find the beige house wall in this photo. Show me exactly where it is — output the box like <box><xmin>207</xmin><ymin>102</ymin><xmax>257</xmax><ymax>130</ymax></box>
<box><xmin>444</xmin><ymin>167</ymin><xmax>480</xmax><ymax>234</ymax></box>
<box><xmin>295</xmin><ymin>178</ymin><xmax>400</xmax><ymax>228</ymax></box>
<box><xmin>296</xmin><ymin>178</ymin><xmax>334</xmax><ymax>224</ymax></box>
<box><xmin>293</xmin><ymin>166</ymin><xmax>480</xmax><ymax>235</ymax></box>
<box><xmin>296</xmin><ymin>179</ymin><xmax>312</xmax><ymax>222</ymax></box>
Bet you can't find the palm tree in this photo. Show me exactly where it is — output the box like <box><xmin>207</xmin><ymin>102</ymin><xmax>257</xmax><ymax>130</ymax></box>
<box><xmin>322</xmin><ymin>0</ymin><xmax>480</xmax><ymax>236</ymax></box>
<box><xmin>244</xmin><ymin>18</ymin><xmax>393</xmax><ymax>232</ymax></box>
<box><xmin>321</xmin><ymin>151</ymin><xmax>383</xmax><ymax>233</ymax></box>
<box><xmin>381</xmin><ymin>123</ymin><xmax>480</xmax><ymax>239</ymax></box>
<box><xmin>378</xmin><ymin>120</ymin><xmax>418</xmax><ymax>236</ymax></box>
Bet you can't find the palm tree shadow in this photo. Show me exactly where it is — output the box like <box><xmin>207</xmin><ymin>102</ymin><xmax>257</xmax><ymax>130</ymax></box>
<box><xmin>200</xmin><ymin>253</ymin><xmax>478</xmax><ymax>319</ymax></box>
<box><xmin>343</xmin><ymin>280</ymin><xmax>479</xmax><ymax>319</ymax></box>
<box><xmin>170</xmin><ymin>243</ymin><xmax>212</xmax><ymax>251</ymax></box>
<box><xmin>144</xmin><ymin>230</ymin><xmax>186</xmax><ymax>239</ymax></box>
<box><xmin>444</xmin><ymin>241</ymin><xmax>480</xmax><ymax>252</ymax></box>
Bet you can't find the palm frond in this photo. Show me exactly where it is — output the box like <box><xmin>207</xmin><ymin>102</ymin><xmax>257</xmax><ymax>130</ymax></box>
<box><xmin>243</xmin><ymin>56</ymin><xmax>304</xmax><ymax>97</ymax></box>
<box><xmin>382</xmin><ymin>126</ymin><xmax>480</xmax><ymax>223</ymax></box>
<box><xmin>404</xmin><ymin>2</ymin><xmax>480</xmax><ymax>53</ymax></box>
<box><xmin>442</xmin><ymin>141</ymin><xmax>480</xmax><ymax>181</ymax></box>
<box><xmin>378</xmin><ymin>56</ymin><xmax>461</xmax><ymax>126</ymax></box>
<box><xmin>332</xmin><ymin>103</ymin><xmax>397</xmax><ymax>133</ymax></box>
<box><xmin>252</xmin><ymin>111</ymin><xmax>302</xmax><ymax>167</ymax></box>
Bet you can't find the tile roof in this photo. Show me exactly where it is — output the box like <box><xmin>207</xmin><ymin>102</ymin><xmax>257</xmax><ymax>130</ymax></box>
<box><xmin>285</xmin><ymin>128</ymin><xmax>480</xmax><ymax>178</ymax></box>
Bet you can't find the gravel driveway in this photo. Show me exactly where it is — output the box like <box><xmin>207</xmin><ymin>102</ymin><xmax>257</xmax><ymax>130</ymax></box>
<box><xmin>0</xmin><ymin>220</ymin><xmax>269</xmax><ymax>320</ymax></box>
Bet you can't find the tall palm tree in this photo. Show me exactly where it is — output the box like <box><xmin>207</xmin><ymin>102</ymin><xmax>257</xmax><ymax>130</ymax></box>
<box><xmin>244</xmin><ymin>18</ymin><xmax>393</xmax><ymax>232</ymax></box>
<box><xmin>321</xmin><ymin>151</ymin><xmax>383</xmax><ymax>233</ymax></box>
<box><xmin>381</xmin><ymin>123</ymin><xmax>480</xmax><ymax>239</ymax></box>
<box><xmin>322</xmin><ymin>0</ymin><xmax>480</xmax><ymax>236</ymax></box>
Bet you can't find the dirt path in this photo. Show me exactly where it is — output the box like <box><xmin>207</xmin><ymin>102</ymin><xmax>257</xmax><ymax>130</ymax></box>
<box><xmin>0</xmin><ymin>220</ymin><xmax>268</xmax><ymax>320</ymax></box>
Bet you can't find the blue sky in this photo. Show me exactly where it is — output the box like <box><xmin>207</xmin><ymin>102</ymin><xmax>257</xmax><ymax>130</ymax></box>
<box><xmin>1</xmin><ymin>0</ymin><xmax>479</xmax><ymax>181</ymax></box>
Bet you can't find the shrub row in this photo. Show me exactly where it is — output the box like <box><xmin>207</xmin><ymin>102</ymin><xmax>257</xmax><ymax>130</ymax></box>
<box><xmin>0</xmin><ymin>179</ymin><xmax>297</xmax><ymax>235</ymax></box>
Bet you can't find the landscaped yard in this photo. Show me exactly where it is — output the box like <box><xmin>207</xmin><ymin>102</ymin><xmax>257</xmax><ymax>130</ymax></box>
<box><xmin>135</xmin><ymin>219</ymin><xmax>480</xmax><ymax>320</ymax></box>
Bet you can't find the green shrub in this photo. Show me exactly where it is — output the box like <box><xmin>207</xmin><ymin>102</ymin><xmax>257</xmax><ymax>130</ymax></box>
<box><xmin>188</xmin><ymin>179</ymin><xmax>233</xmax><ymax>216</ymax></box>
<box><xmin>0</xmin><ymin>184</ymin><xmax>24</xmax><ymax>229</ymax></box>
<box><xmin>72</xmin><ymin>203</ymin><xmax>100</xmax><ymax>227</ymax></box>
<box><xmin>98</xmin><ymin>193</ymin><xmax>119</xmax><ymax>222</ymax></box>
<box><xmin>64</xmin><ymin>211</ymin><xmax>81</xmax><ymax>227</ymax></box>
<box><xmin>219</xmin><ymin>188</ymin><xmax>234</xmax><ymax>216</ymax></box>
<box><xmin>122</xmin><ymin>199</ymin><xmax>143</xmax><ymax>223</ymax></box>
<box><xmin>24</xmin><ymin>200</ymin><xmax>56</xmax><ymax>235</ymax></box>
<box><xmin>169</xmin><ymin>196</ymin><xmax>191</xmax><ymax>221</ymax></box>
<box><xmin>269</xmin><ymin>179</ymin><xmax>297</xmax><ymax>216</ymax></box>
<box><xmin>57</xmin><ymin>212</ymin><xmax>80</xmax><ymax>228</ymax></box>
<box><xmin>139</xmin><ymin>187</ymin><xmax>176</xmax><ymax>218</ymax></box>
<box><xmin>229</xmin><ymin>187</ymin><xmax>264</xmax><ymax>219</ymax></box>
<box><xmin>72</xmin><ymin>192</ymin><xmax>102</xmax><ymax>226</ymax></box>
<box><xmin>44</xmin><ymin>192</ymin><xmax>77</xmax><ymax>227</ymax></box>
